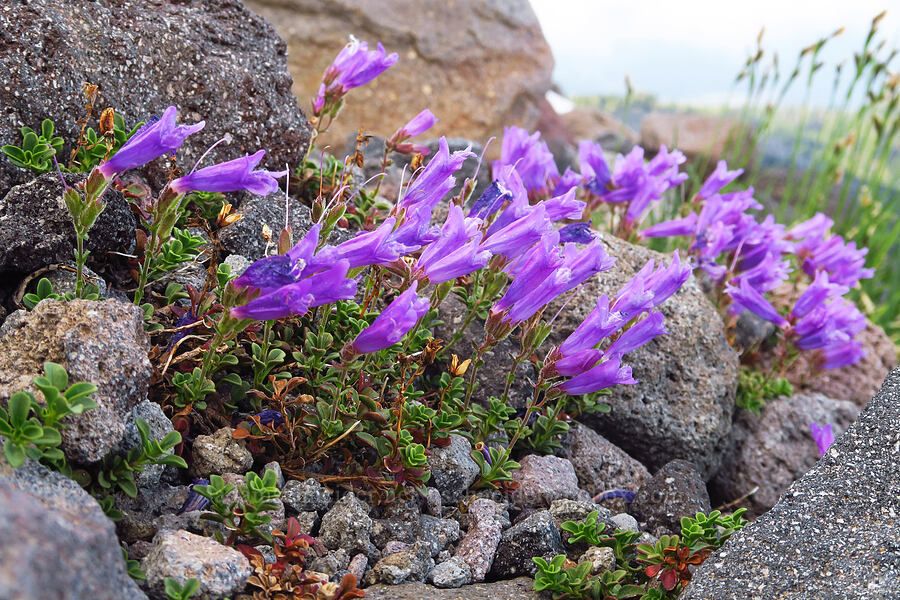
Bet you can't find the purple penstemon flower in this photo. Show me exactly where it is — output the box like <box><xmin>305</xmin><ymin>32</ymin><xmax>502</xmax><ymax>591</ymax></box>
<box><xmin>792</xmin><ymin>296</ymin><xmax>865</xmax><ymax>352</ymax></box>
<box><xmin>416</xmin><ymin>205</ymin><xmax>490</xmax><ymax>283</ymax></box>
<box><xmin>233</xmin><ymin>224</ymin><xmax>321</xmax><ymax>295</ymax></box>
<box><xmin>726</xmin><ymin>278</ymin><xmax>788</xmax><ymax>328</ymax></box>
<box><xmin>542</xmin><ymin>188</ymin><xmax>586</xmax><ymax>222</ymax></box>
<box><xmin>579</xmin><ymin>140</ymin><xmax>611</xmax><ymax>196</ymax></box>
<box><xmin>177</xmin><ymin>478</ymin><xmax>211</xmax><ymax>515</ymax></box>
<box><xmin>493</xmin><ymin>126</ymin><xmax>559</xmax><ymax>192</ymax></box>
<box><xmin>231</xmin><ymin>260</ymin><xmax>357</xmax><ymax>321</ymax></box>
<box><xmin>314</xmin><ymin>37</ymin><xmax>398</xmax><ymax>114</ymax></box>
<box><xmin>493</xmin><ymin>234</ymin><xmax>563</xmax><ymax>314</ymax></box>
<box><xmin>389</xmin><ymin>109</ymin><xmax>438</xmax><ymax>145</ymax></box>
<box><xmin>821</xmin><ymin>339</ymin><xmax>865</xmax><ymax>369</ymax></box>
<box><xmin>309</xmin><ymin>218</ymin><xmax>402</xmax><ymax>271</ymax></box>
<box><xmin>640</xmin><ymin>213</ymin><xmax>698</xmax><ymax>239</ymax></box>
<box><xmin>468</xmin><ymin>180</ymin><xmax>513</xmax><ymax>220</ymax></box>
<box><xmin>170</xmin><ymin>150</ymin><xmax>287</xmax><ymax>196</ymax></box>
<box><xmin>809</xmin><ymin>422</ymin><xmax>835</xmax><ymax>456</ymax></box>
<box><xmin>559</xmin><ymin>221</ymin><xmax>595</xmax><ymax>244</ymax></box>
<box><xmin>558</xmin><ymin>295</ymin><xmax>624</xmax><ymax>356</ymax></box>
<box><xmin>397</xmin><ymin>137</ymin><xmax>473</xmax><ymax>212</ymax></box>
<box><xmin>350</xmin><ymin>284</ymin><xmax>430</xmax><ymax>354</ymax></box>
<box><xmin>554</xmin><ymin>356</ymin><xmax>636</xmax><ymax>395</ymax></box>
<box><xmin>97</xmin><ymin>106</ymin><xmax>205</xmax><ymax>178</ymax></box>
<box><xmin>553</xmin><ymin>167</ymin><xmax>582</xmax><ymax>196</ymax></box>
<box><xmin>698</xmin><ymin>160</ymin><xmax>743</xmax><ymax>199</ymax></box>
<box><xmin>481</xmin><ymin>203</ymin><xmax>553</xmax><ymax>260</ymax></box>
<box><xmin>604</xmin><ymin>312</ymin><xmax>666</xmax><ymax>359</ymax></box>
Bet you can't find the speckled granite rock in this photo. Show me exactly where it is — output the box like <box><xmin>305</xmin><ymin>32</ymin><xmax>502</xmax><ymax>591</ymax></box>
<box><xmin>0</xmin><ymin>455</ymin><xmax>147</xmax><ymax>599</ymax></box>
<box><xmin>190</xmin><ymin>427</ymin><xmax>253</xmax><ymax>477</ymax></box>
<box><xmin>318</xmin><ymin>492</ymin><xmax>377</xmax><ymax>559</ymax></box>
<box><xmin>0</xmin><ymin>299</ymin><xmax>150</xmax><ymax>463</ymax></box>
<box><xmin>427</xmin><ymin>433</ymin><xmax>481</xmax><ymax>505</ymax></box>
<box><xmin>141</xmin><ymin>529</ymin><xmax>251</xmax><ymax>600</ymax></box>
<box><xmin>683</xmin><ymin>368</ymin><xmax>900</xmax><ymax>600</ymax></box>
<box><xmin>363</xmin><ymin>577</ymin><xmax>541</xmax><ymax>600</ymax></box>
<box><xmin>712</xmin><ymin>392</ymin><xmax>860</xmax><ymax>517</ymax></box>
<box><xmin>550</xmin><ymin>233</ymin><xmax>739</xmax><ymax>477</ymax></box>
<box><xmin>0</xmin><ymin>0</ymin><xmax>311</xmax><ymax>195</ymax></box>
<box><xmin>454</xmin><ymin>497</ymin><xmax>504</xmax><ymax>582</ymax></box>
<box><xmin>511</xmin><ymin>454</ymin><xmax>590</xmax><ymax>508</ymax></box>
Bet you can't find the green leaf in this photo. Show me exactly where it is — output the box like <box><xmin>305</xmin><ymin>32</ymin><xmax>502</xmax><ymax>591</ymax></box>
<box><xmin>4</xmin><ymin>440</ymin><xmax>26</xmax><ymax>468</ymax></box>
<box><xmin>117</xmin><ymin>475</ymin><xmax>138</xmax><ymax>498</ymax></box>
<box><xmin>44</xmin><ymin>362</ymin><xmax>69</xmax><ymax>390</ymax></box>
<box><xmin>8</xmin><ymin>392</ymin><xmax>32</xmax><ymax>428</ymax></box>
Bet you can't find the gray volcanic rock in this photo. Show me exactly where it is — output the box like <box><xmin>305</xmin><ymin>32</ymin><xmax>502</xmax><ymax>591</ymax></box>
<box><xmin>0</xmin><ymin>299</ymin><xmax>150</xmax><ymax>463</ymax></box>
<box><xmin>0</xmin><ymin>0</ymin><xmax>311</xmax><ymax>195</ymax></box>
<box><xmin>364</xmin><ymin>577</ymin><xmax>541</xmax><ymax>600</ymax></box>
<box><xmin>560</xmin><ymin>421</ymin><xmax>651</xmax><ymax>497</ymax></box>
<box><xmin>427</xmin><ymin>433</ymin><xmax>481</xmax><ymax>505</ymax></box>
<box><xmin>0</xmin><ymin>172</ymin><xmax>135</xmax><ymax>273</ymax></box>
<box><xmin>549</xmin><ymin>233</ymin><xmax>739</xmax><ymax>477</ymax></box>
<box><xmin>0</xmin><ymin>456</ymin><xmax>147</xmax><ymax>599</ymax></box>
<box><xmin>683</xmin><ymin>368</ymin><xmax>900</xmax><ymax>600</ymax></box>
<box><xmin>631</xmin><ymin>459</ymin><xmax>710</xmax><ymax>536</ymax></box>
<box><xmin>510</xmin><ymin>454</ymin><xmax>590</xmax><ymax>508</ymax></box>
<box><xmin>490</xmin><ymin>510</ymin><xmax>565</xmax><ymax>578</ymax></box>
<box><xmin>712</xmin><ymin>393</ymin><xmax>860</xmax><ymax>517</ymax></box>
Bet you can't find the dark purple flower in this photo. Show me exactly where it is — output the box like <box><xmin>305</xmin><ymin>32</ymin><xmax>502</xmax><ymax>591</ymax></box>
<box><xmin>555</xmin><ymin>356</ymin><xmax>636</xmax><ymax>395</ymax></box>
<box><xmin>468</xmin><ymin>180</ymin><xmax>513</xmax><ymax>220</ymax></box>
<box><xmin>314</xmin><ymin>37</ymin><xmax>398</xmax><ymax>113</ymax></box>
<box><xmin>233</xmin><ymin>225</ymin><xmax>321</xmax><ymax>295</ymax></box>
<box><xmin>553</xmin><ymin>348</ymin><xmax>603</xmax><ymax>377</ymax></box>
<box><xmin>351</xmin><ymin>284</ymin><xmax>430</xmax><ymax>353</ymax></box>
<box><xmin>389</xmin><ymin>109</ymin><xmax>438</xmax><ymax>144</ymax></box>
<box><xmin>809</xmin><ymin>422</ymin><xmax>834</xmax><ymax>456</ymax></box>
<box><xmin>605</xmin><ymin>311</ymin><xmax>666</xmax><ymax>359</ymax></box>
<box><xmin>698</xmin><ymin>160</ymin><xmax>743</xmax><ymax>199</ymax></box>
<box><xmin>97</xmin><ymin>106</ymin><xmax>205</xmax><ymax>177</ymax></box>
<box><xmin>170</xmin><ymin>150</ymin><xmax>287</xmax><ymax>196</ymax></box>
<box><xmin>231</xmin><ymin>260</ymin><xmax>357</xmax><ymax>321</ymax></box>
<box><xmin>726</xmin><ymin>278</ymin><xmax>788</xmax><ymax>328</ymax></box>
<box><xmin>579</xmin><ymin>140</ymin><xmax>610</xmax><ymax>195</ymax></box>
<box><xmin>793</xmin><ymin>297</ymin><xmax>864</xmax><ymax>351</ymax></box>
<box><xmin>255</xmin><ymin>410</ymin><xmax>285</xmax><ymax>428</ymax></box>
<box><xmin>177</xmin><ymin>478</ymin><xmax>211</xmax><ymax>514</ymax></box>
<box><xmin>559</xmin><ymin>221</ymin><xmax>595</xmax><ymax>244</ymax></box>
<box><xmin>594</xmin><ymin>489</ymin><xmax>637</xmax><ymax>503</ymax></box>
<box><xmin>492</xmin><ymin>126</ymin><xmax>559</xmax><ymax>192</ymax></box>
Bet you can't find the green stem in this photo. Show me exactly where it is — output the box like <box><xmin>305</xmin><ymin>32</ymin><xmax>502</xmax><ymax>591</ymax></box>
<box><xmin>74</xmin><ymin>232</ymin><xmax>86</xmax><ymax>298</ymax></box>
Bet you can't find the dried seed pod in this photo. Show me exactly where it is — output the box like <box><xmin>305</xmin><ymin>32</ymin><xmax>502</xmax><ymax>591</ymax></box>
<box><xmin>99</xmin><ymin>107</ymin><xmax>115</xmax><ymax>136</ymax></box>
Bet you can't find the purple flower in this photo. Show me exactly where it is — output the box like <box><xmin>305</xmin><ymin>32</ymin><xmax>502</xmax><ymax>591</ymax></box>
<box><xmin>578</xmin><ymin>140</ymin><xmax>611</xmax><ymax>196</ymax></box>
<box><xmin>553</xmin><ymin>348</ymin><xmax>603</xmax><ymax>376</ymax></box>
<box><xmin>468</xmin><ymin>180</ymin><xmax>513</xmax><ymax>220</ymax></box>
<box><xmin>558</xmin><ymin>295</ymin><xmax>625</xmax><ymax>356</ymax></box>
<box><xmin>601</xmin><ymin>146</ymin><xmax>687</xmax><ymax>228</ymax></box>
<box><xmin>310</xmin><ymin>218</ymin><xmax>402</xmax><ymax>270</ymax></box>
<box><xmin>559</xmin><ymin>221</ymin><xmax>595</xmax><ymax>244</ymax></box>
<box><xmin>421</xmin><ymin>238</ymin><xmax>491</xmax><ymax>283</ymax></box>
<box><xmin>493</xmin><ymin>235</ymin><xmax>563</xmax><ymax>314</ymax></box>
<box><xmin>170</xmin><ymin>150</ymin><xmax>287</xmax><ymax>196</ymax></box>
<box><xmin>255</xmin><ymin>410</ymin><xmax>286</xmax><ymax>428</ymax></box>
<box><xmin>351</xmin><ymin>284</ymin><xmax>430</xmax><ymax>353</ymax></box>
<box><xmin>787</xmin><ymin>212</ymin><xmax>833</xmax><ymax>240</ymax></box>
<box><xmin>792</xmin><ymin>271</ymin><xmax>848</xmax><ymax>319</ymax></box>
<box><xmin>231</xmin><ymin>260</ymin><xmax>357</xmax><ymax>321</ymax></box>
<box><xmin>553</xmin><ymin>167</ymin><xmax>582</xmax><ymax>196</ymax></box>
<box><xmin>793</xmin><ymin>297</ymin><xmax>864</xmax><ymax>351</ymax></box>
<box><xmin>821</xmin><ymin>339</ymin><xmax>865</xmax><ymax>369</ymax></box>
<box><xmin>315</xmin><ymin>37</ymin><xmax>398</xmax><ymax>113</ymax></box>
<box><xmin>809</xmin><ymin>422</ymin><xmax>835</xmax><ymax>456</ymax></box>
<box><xmin>485</xmin><ymin>166</ymin><xmax>531</xmax><ymax>236</ymax></box>
<box><xmin>177</xmin><ymin>478</ymin><xmax>211</xmax><ymax>515</ymax></box>
<box><xmin>726</xmin><ymin>278</ymin><xmax>788</xmax><ymax>328</ymax></box>
<box><xmin>389</xmin><ymin>109</ymin><xmax>438</xmax><ymax>144</ymax></box>
<box><xmin>645</xmin><ymin>251</ymin><xmax>692</xmax><ymax>308</ymax></box>
<box><xmin>481</xmin><ymin>204</ymin><xmax>553</xmax><ymax>260</ymax></box>
<box><xmin>399</xmin><ymin>137</ymin><xmax>473</xmax><ymax>211</ymax></box>
<box><xmin>605</xmin><ymin>312</ymin><xmax>666</xmax><ymax>359</ymax></box>
<box><xmin>796</xmin><ymin>233</ymin><xmax>874</xmax><ymax>288</ymax></box>
<box><xmin>492</xmin><ymin>126</ymin><xmax>559</xmax><ymax>192</ymax></box>
<box><xmin>698</xmin><ymin>161</ymin><xmax>743</xmax><ymax>199</ymax></box>
<box><xmin>417</xmin><ymin>205</ymin><xmax>490</xmax><ymax>283</ymax></box>
<box><xmin>555</xmin><ymin>356</ymin><xmax>636</xmax><ymax>395</ymax></box>
<box><xmin>641</xmin><ymin>213</ymin><xmax>698</xmax><ymax>239</ymax></box>
<box><xmin>233</xmin><ymin>225</ymin><xmax>321</xmax><ymax>295</ymax></box>
<box><xmin>542</xmin><ymin>188</ymin><xmax>586</xmax><ymax>222</ymax></box>
<box><xmin>97</xmin><ymin>106</ymin><xmax>205</xmax><ymax>177</ymax></box>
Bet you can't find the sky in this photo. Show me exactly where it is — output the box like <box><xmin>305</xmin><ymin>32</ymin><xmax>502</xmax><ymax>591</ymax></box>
<box><xmin>530</xmin><ymin>0</ymin><xmax>899</xmax><ymax>107</ymax></box>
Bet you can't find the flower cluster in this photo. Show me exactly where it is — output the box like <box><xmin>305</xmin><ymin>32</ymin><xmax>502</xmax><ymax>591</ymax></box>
<box><xmin>314</xmin><ymin>36</ymin><xmax>398</xmax><ymax>118</ymax></box>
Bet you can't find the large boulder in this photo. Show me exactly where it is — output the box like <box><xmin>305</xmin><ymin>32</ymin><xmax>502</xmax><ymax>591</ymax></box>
<box><xmin>548</xmin><ymin>233</ymin><xmax>739</xmax><ymax>477</ymax></box>
<box><xmin>639</xmin><ymin>112</ymin><xmax>751</xmax><ymax>163</ymax></box>
<box><xmin>559</xmin><ymin>421</ymin><xmax>651</xmax><ymax>498</ymax></box>
<box><xmin>244</xmin><ymin>0</ymin><xmax>553</xmax><ymax>149</ymax></box>
<box><xmin>0</xmin><ymin>456</ymin><xmax>147</xmax><ymax>600</ymax></box>
<box><xmin>0</xmin><ymin>0</ymin><xmax>311</xmax><ymax>195</ymax></box>
<box><xmin>683</xmin><ymin>368</ymin><xmax>900</xmax><ymax>599</ymax></box>
<box><xmin>0</xmin><ymin>172</ymin><xmax>135</xmax><ymax>274</ymax></box>
<box><xmin>0</xmin><ymin>299</ymin><xmax>151</xmax><ymax>463</ymax></box>
<box><xmin>559</xmin><ymin>107</ymin><xmax>638</xmax><ymax>154</ymax></box>
<box><xmin>364</xmin><ymin>577</ymin><xmax>541</xmax><ymax>600</ymax></box>
<box><xmin>711</xmin><ymin>393</ymin><xmax>860</xmax><ymax>517</ymax></box>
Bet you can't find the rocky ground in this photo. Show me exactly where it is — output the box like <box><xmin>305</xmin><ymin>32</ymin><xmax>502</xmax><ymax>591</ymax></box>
<box><xmin>0</xmin><ymin>1</ymin><xmax>898</xmax><ymax>600</ymax></box>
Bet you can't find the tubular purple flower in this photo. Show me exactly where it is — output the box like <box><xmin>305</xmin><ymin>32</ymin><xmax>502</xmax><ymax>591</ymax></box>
<box><xmin>559</xmin><ymin>221</ymin><xmax>595</xmax><ymax>244</ymax></box>
<box><xmin>542</xmin><ymin>188</ymin><xmax>586</xmax><ymax>222</ymax></box>
<box><xmin>481</xmin><ymin>204</ymin><xmax>553</xmax><ymax>260</ymax></box>
<box><xmin>492</xmin><ymin>126</ymin><xmax>559</xmax><ymax>192</ymax></box>
<box><xmin>611</xmin><ymin>260</ymin><xmax>656</xmax><ymax>317</ymax></box>
<box><xmin>493</xmin><ymin>236</ymin><xmax>562</xmax><ymax>313</ymax></box>
<box><xmin>605</xmin><ymin>312</ymin><xmax>666</xmax><ymax>359</ymax></box>
<box><xmin>726</xmin><ymin>278</ymin><xmax>788</xmax><ymax>328</ymax></box>
<box><xmin>170</xmin><ymin>150</ymin><xmax>287</xmax><ymax>196</ymax></box>
<box><xmin>97</xmin><ymin>106</ymin><xmax>205</xmax><ymax>178</ymax></box>
<box><xmin>389</xmin><ymin>109</ymin><xmax>438</xmax><ymax>144</ymax></box>
<box><xmin>315</xmin><ymin>38</ymin><xmax>398</xmax><ymax>113</ymax></box>
<box><xmin>486</xmin><ymin>167</ymin><xmax>531</xmax><ymax>236</ymax></box>
<box><xmin>309</xmin><ymin>218</ymin><xmax>401</xmax><ymax>270</ymax></box>
<box><xmin>698</xmin><ymin>160</ymin><xmax>743</xmax><ymax>199</ymax></box>
<box><xmin>645</xmin><ymin>251</ymin><xmax>692</xmax><ymax>308</ymax></box>
<box><xmin>558</xmin><ymin>295</ymin><xmax>625</xmax><ymax>356</ymax></box>
<box><xmin>233</xmin><ymin>225</ymin><xmax>321</xmax><ymax>295</ymax></box>
<box><xmin>553</xmin><ymin>348</ymin><xmax>603</xmax><ymax>376</ymax></box>
<box><xmin>641</xmin><ymin>213</ymin><xmax>698</xmax><ymax>239</ymax></box>
<box><xmin>797</xmin><ymin>234</ymin><xmax>874</xmax><ymax>288</ymax></box>
<box><xmin>351</xmin><ymin>284</ymin><xmax>430</xmax><ymax>353</ymax></box>
<box><xmin>398</xmin><ymin>137</ymin><xmax>473</xmax><ymax>211</ymax></box>
<box><xmin>468</xmin><ymin>180</ymin><xmax>513</xmax><ymax>220</ymax></box>
<box><xmin>555</xmin><ymin>357</ymin><xmax>636</xmax><ymax>395</ymax></box>
<box><xmin>578</xmin><ymin>140</ymin><xmax>611</xmax><ymax>196</ymax></box>
<box><xmin>421</xmin><ymin>238</ymin><xmax>491</xmax><ymax>283</ymax></box>
<box><xmin>787</xmin><ymin>212</ymin><xmax>833</xmax><ymax>240</ymax></box>
<box><xmin>231</xmin><ymin>260</ymin><xmax>356</xmax><ymax>321</ymax></box>
<box><xmin>809</xmin><ymin>422</ymin><xmax>835</xmax><ymax>456</ymax></box>
<box><xmin>821</xmin><ymin>339</ymin><xmax>865</xmax><ymax>370</ymax></box>
<box><xmin>553</xmin><ymin>167</ymin><xmax>582</xmax><ymax>196</ymax></box>
<box><xmin>793</xmin><ymin>297</ymin><xmax>864</xmax><ymax>351</ymax></box>
<box><xmin>792</xmin><ymin>271</ymin><xmax>848</xmax><ymax>319</ymax></box>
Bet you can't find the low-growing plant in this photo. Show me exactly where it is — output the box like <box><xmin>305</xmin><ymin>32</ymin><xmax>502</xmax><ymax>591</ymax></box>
<box><xmin>194</xmin><ymin>469</ymin><xmax>281</xmax><ymax>545</ymax></box>
<box><xmin>1</xmin><ymin>118</ymin><xmax>64</xmax><ymax>173</ymax></box>
<box><xmin>164</xmin><ymin>577</ymin><xmax>200</xmax><ymax>600</ymax></box>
